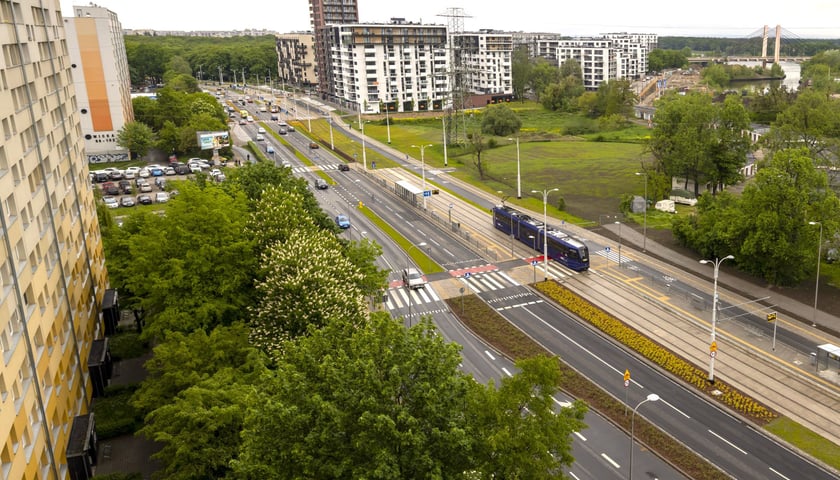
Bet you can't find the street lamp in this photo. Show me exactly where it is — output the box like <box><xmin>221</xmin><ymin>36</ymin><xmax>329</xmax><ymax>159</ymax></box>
<box><xmin>328</xmin><ymin>115</ymin><xmax>335</xmax><ymax>150</ymax></box>
<box><xmin>412</xmin><ymin>144</ymin><xmax>433</xmax><ymax>210</ymax></box>
<box><xmin>508</xmin><ymin>137</ymin><xmax>522</xmax><ymax>199</ymax></box>
<box><xmin>629</xmin><ymin>393</ymin><xmax>660</xmax><ymax>480</ymax></box>
<box><xmin>528</xmin><ymin>235</ymin><xmax>537</xmax><ymax>283</ymax></box>
<box><xmin>385</xmin><ymin>103</ymin><xmax>391</xmax><ymax>144</ymax></box>
<box><xmin>635</xmin><ymin>172</ymin><xmax>648</xmax><ymax>252</ymax></box>
<box><xmin>405</xmin><ymin>241</ymin><xmax>427</xmax><ymax>326</ymax></box>
<box><xmin>614</xmin><ymin>221</ymin><xmax>623</xmax><ymax>267</ymax></box>
<box><xmin>532</xmin><ymin>188</ymin><xmax>559</xmax><ymax>281</ymax></box>
<box><xmin>699</xmin><ymin>254</ymin><xmax>734</xmax><ymax>383</ymax></box>
<box><xmin>441</xmin><ymin>114</ymin><xmax>448</xmax><ymax>167</ymax></box>
<box><xmin>360</xmin><ymin>120</ymin><xmax>370</xmax><ymax>170</ymax></box>
<box><xmin>809</xmin><ymin>221</ymin><xmax>822</xmax><ymax>327</ymax></box>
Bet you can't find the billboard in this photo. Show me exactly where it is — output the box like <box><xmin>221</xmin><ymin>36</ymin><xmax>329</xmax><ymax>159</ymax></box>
<box><xmin>197</xmin><ymin>131</ymin><xmax>230</xmax><ymax>150</ymax></box>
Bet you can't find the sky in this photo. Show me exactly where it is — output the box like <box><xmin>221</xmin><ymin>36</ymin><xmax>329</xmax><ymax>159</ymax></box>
<box><xmin>61</xmin><ymin>0</ymin><xmax>840</xmax><ymax>39</ymax></box>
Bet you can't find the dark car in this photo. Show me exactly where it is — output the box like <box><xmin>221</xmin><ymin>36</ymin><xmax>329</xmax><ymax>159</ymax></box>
<box><xmin>309</xmin><ymin>142</ymin><xmax>319</xmax><ymax>149</ymax></box>
<box><xmin>120</xmin><ymin>196</ymin><xmax>136</xmax><ymax>207</ymax></box>
<box><xmin>101</xmin><ymin>182</ymin><xmax>119</xmax><ymax>196</ymax></box>
<box><xmin>118</xmin><ymin>180</ymin><xmax>132</xmax><ymax>194</ymax></box>
<box><xmin>314</xmin><ymin>179</ymin><xmax>328</xmax><ymax>190</ymax></box>
<box><xmin>174</xmin><ymin>164</ymin><xmax>191</xmax><ymax>175</ymax></box>
<box><xmin>93</xmin><ymin>171</ymin><xmax>110</xmax><ymax>183</ymax></box>
<box><xmin>136</xmin><ymin>194</ymin><xmax>153</xmax><ymax>205</ymax></box>
<box><xmin>338</xmin><ymin>163</ymin><xmax>350</xmax><ymax>172</ymax></box>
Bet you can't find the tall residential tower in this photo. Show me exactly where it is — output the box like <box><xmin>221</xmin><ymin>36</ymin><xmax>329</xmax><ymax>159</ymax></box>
<box><xmin>1</xmin><ymin>0</ymin><xmax>109</xmax><ymax>478</ymax></box>
<box><xmin>308</xmin><ymin>0</ymin><xmax>358</xmax><ymax>97</ymax></box>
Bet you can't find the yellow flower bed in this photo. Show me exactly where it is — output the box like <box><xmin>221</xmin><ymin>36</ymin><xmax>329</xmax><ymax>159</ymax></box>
<box><xmin>535</xmin><ymin>281</ymin><xmax>777</xmax><ymax>423</ymax></box>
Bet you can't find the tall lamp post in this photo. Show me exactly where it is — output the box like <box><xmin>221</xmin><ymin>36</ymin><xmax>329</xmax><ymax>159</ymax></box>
<box><xmin>629</xmin><ymin>393</ymin><xmax>660</xmax><ymax>480</ymax></box>
<box><xmin>532</xmin><ymin>188</ymin><xmax>559</xmax><ymax>281</ymax></box>
<box><xmin>809</xmin><ymin>221</ymin><xmax>822</xmax><ymax>327</ymax></box>
<box><xmin>412</xmin><ymin>144</ymin><xmax>433</xmax><ymax>210</ymax></box>
<box><xmin>328</xmin><ymin>115</ymin><xmax>335</xmax><ymax>150</ymax></box>
<box><xmin>508</xmin><ymin>137</ymin><xmax>521</xmax><ymax>199</ymax></box>
<box><xmin>405</xmin><ymin>242</ymin><xmax>427</xmax><ymax>326</ymax></box>
<box><xmin>442</xmin><ymin>114</ymin><xmax>448</xmax><ymax>167</ymax></box>
<box><xmin>385</xmin><ymin>103</ymin><xmax>391</xmax><ymax>144</ymax></box>
<box><xmin>360</xmin><ymin>120</ymin><xmax>369</xmax><ymax>170</ymax></box>
<box><xmin>699</xmin><ymin>254</ymin><xmax>734</xmax><ymax>383</ymax></box>
<box><xmin>635</xmin><ymin>171</ymin><xmax>648</xmax><ymax>252</ymax></box>
<box><xmin>614</xmin><ymin>221</ymin><xmax>623</xmax><ymax>267</ymax></box>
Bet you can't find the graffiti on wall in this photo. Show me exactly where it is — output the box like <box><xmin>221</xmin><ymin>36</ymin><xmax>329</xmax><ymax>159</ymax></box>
<box><xmin>88</xmin><ymin>153</ymin><xmax>130</xmax><ymax>164</ymax></box>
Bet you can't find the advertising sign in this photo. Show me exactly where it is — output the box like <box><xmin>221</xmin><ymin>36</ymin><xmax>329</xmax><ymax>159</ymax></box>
<box><xmin>197</xmin><ymin>131</ymin><xmax>230</xmax><ymax>150</ymax></box>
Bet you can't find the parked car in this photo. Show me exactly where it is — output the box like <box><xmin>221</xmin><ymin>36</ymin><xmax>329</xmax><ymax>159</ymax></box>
<box><xmin>174</xmin><ymin>164</ymin><xmax>191</xmax><ymax>175</ymax></box>
<box><xmin>401</xmin><ymin>267</ymin><xmax>427</xmax><ymax>289</ymax></box>
<box><xmin>120</xmin><ymin>196</ymin><xmax>136</xmax><ymax>207</ymax></box>
<box><xmin>164</xmin><ymin>167</ymin><xmax>177</xmax><ymax>176</ymax></box>
<box><xmin>118</xmin><ymin>180</ymin><xmax>132</xmax><ymax>194</ymax></box>
<box><xmin>209</xmin><ymin>169</ymin><xmax>222</xmax><ymax>178</ymax></box>
<box><xmin>136</xmin><ymin>194</ymin><xmax>153</xmax><ymax>205</ymax></box>
<box><xmin>149</xmin><ymin>166</ymin><xmax>164</xmax><ymax>177</ymax></box>
<box><xmin>154</xmin><ymin>178</ymin><xmax>167</xmax><ymax>190</ymax></box>
<box><xmin>139</xmin><ymin>183</ymin><xmax>153</xmax><ymax>193</ymax></box>
<box><xmin>314</xmin><ymin>178</ymin><xmax>328</xmax><ymax>190</ymax></box>
<box><xmin>155</xmin><ymin>192</ymin><xmax>170</xmax><ymax>203</ymax></box>
<box><xmin>92</xmin><ymin>171</ymin><xmax>110</xmax><ymax>183</ymax></box>
<box><xmin>138</xmin><ymin>168</ymin><xmax>150</xmax><ymax>178</ymax></box>
<box><xmin>105</xmin><ymin>168</ymin><xmax>124</xmax><ymax>180</ymax></box>
<box><xmin>125</xmin><ymin>166</ymin><xmax>141</xmax><ymax>177</ymax></box>
<box><xmin>188</xmin><ymin>163</ymin><xmax>202</xmax><ymax>174</ymax></box>
<box><xmin>101</xmin><ymin>182</ymin><xmax>119</xmax><ymax>195</ymax></box>
<box><xmin>338</xmin><ymin>163</ymin><xmax>350</xmax><ymax>171</ymax></box>
<box><xmin>123</xmin><ymin>170</ymin><xmax>136</xmax><ymax>180</ymax></box>
<box><xmin>335</xmin><ymin>214</ymin><xmax>350</xmax><ymax>229</ymax></box>
<box><xmin>102</xmin><ymin>196</ymin><xmax>119</xmax><ymax>209</ymax></box>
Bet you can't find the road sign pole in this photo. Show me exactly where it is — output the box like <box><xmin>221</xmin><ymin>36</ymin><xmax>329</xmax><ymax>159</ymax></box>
<box><xmin>623</xmin><ymin>369</ymin><xmax>631</xmax><ymax>415</ymax></box>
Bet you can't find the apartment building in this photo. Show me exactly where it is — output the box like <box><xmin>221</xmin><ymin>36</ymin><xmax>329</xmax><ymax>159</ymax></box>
<box><xmin>327</xmin><ymin>20</ymin><xmax>450</xmax><ymax>113</ymax></box>
<box><xmin>510</xmin><ymin>32</ymin><xmax>564</xmax><ymax>60</ymax></box>
<box><xmin>450</xmin><ymin>30</ymin><xmax>514</xmax><ymax>99</ymax></box>
<box><xmin>1</xmin><ymin>0</ymin><xmax>109</xmax><ymax>478</ymax></box>
<box><xmin>276</xmin><ymin>33</ymin><xmax>317</xmax><ymax>89</ymax></box>
<box><xmin>65</xmin><ymin>4</ymin><xmax>134</xmax><ymax>164</ymax></box>
<box><xmin>309</xmin><ymin>0</ymin><xmax>359</xmax><ymax>96</ymax></box>
<box><xmin>557</xmin><ymin>33</ymin><xmax>655</xmax><ymax>90</ymax></box>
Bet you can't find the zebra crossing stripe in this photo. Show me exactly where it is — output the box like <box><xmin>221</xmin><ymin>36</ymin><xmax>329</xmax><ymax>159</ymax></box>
<box><xmin>480</xmin><ymin>274</ymin><xmax>506</xmax><ymax>290</ymax></box>
<box><xmin>496</xmin><ymin>271</ymin><xmax>520</xmax><ymax>286</ymax></box>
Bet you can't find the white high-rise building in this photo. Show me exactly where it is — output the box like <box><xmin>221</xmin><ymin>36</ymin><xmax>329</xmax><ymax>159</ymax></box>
<box><xmin>557</xmin><ymin>33</ymin><xmax>655</xmax><ymax>90</ymax></box>
<box><xmin>1</xmin><ymin>1</ymin><xmax>109</xmax><ymax>478</ymax></box>
<box><xmin>65</xmin><ymin>4</ymin><xmax>134</xmax><ymax>163</ymax></box>
<box><xmin>450</xmin><ymin>30</ymin><xmax>514</xmax><ymax>98</ymax></box>
<box><xmin>328</xmin><ymin>20</ymin><xmax>450</xmax><ymax>113</ymax></box>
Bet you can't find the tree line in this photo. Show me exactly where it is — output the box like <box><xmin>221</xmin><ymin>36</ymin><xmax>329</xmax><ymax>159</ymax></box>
<box><xmin>100</xmin><ymin>160</ymin><xmax>587</xmax><ymax>479</ymax></box>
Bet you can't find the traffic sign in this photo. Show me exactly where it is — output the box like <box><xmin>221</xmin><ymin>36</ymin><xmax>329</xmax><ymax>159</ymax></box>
<box><xmin>464</xmin><ymin>272</ymin><xmax>471</xmax><ymax>279</ymax></box>
<box><xmin>423</xmin><ymin>190</ymin><xmax>432</xmax><ymax>197</ymax></box>
<box><xmin>449</xmin><ymin>203</ymin><xmax>454</xmax><ymax>209</ymax></box>
<box><xmin>624</xmin><ymin>379</ymin><xmax>630</xmax><ymax>388</ymax></box>
<box><xmin>623</xmin><ymin>369</ymin><xmax>630</xmax><ymax>382</ymax></box>
<box><xmin>605</xmin><ymin>246</ymin><xmax>611</xmax><ymax>253</ymax></box>
<box><xmin>531</xmin><ymin>260</ymin><xmax>538</xmax><ymax>266</ymax></box>
<box><xmin>710</xmin><ymin>350</ymin><xmax>716</xmax><ymax>358</ymax></box>
<box><xmin>710</xmin><ymin>341</ymin><xmax>717</xmax><ymax>352</ymax></box>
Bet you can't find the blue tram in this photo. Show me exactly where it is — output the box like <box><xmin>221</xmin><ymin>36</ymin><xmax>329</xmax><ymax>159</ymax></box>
<box><xmin>492</xmin><ymin>205</ymin><xmax>589</xmax><ymax>271</ymax></box>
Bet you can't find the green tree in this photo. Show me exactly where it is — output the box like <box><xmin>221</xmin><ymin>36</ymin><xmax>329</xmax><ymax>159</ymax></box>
<box><xmin>511</xmin><ymin>45</ymin><xmax>532</xmax><ymax>101</ymax></box>
<box><xmin>116</xmin><ymin>182</ymin><xmax>255</xmax><ymax>337</ymax></box>
<box><xmin>648</xmin><ymin>49</ymin><xmax>688</xmax><ymax>72</ymax></box>
<box><xmin>480</xmin><ymin>104</ymin><xmax>522</xmax><ymax>136</ymax></box>
<box><xmin>558</xmin><ymin>58</ymin><xmax>582</xmax><ymax>82</ymax></box>
<box><xmin>702</xmin><ymin>63</ymin><xmax>730</xmax><ymax>89</ymax></box>
<box><xmin>541</xmin><ymin>76</ymin><xmax>584</xmax><ymax>112</ymax></box>
<box><xmin>761</xmin><ymin>89</ymin><xmax>840</xmax><ymax>174</ymax></box>
<box><xmin>250</xmin><ymin>229</ymin><xmax>367</xmax><ymax>355</ymax></box>
<box><xmin>235</xmin><ymin>315</ymin><xmax>475</xmax><ymax>479</ymax></box>
<box><xmin>737</xmin><ymin>148</ymin><xmax>840</xmax><ymax>285</ymax></box>
<box><xmin>166</xmin><ymin>73</ymin><xmax>200</xmax><ymax>93</ymax></box>
<box><xmin>591</xmin><ymin>79</ymin><xmax>636</xmax><ymax>118</ymax></box>
<box><xmin>468</xmin><ymin>127</ymin><xmax>489</xmax><ymax>179</ymax></box>
<box><xmin>705</xmin><ymin>95</ymin><xmax>752</xmax><ymax>193</ymax></box>
<box><xmin>470</xmin><ymin>355</ymin><xmax>587</xmax><ymax>478</ymax></box>
<box><xmin>116</xmin><ymin>121</ymin><xmax>155</xmax><ymax>159</ymax></box>
<box><xmin>529</xmin><ymin>58</ymin><xmax>561</xmax><ymax>100</ymax></box>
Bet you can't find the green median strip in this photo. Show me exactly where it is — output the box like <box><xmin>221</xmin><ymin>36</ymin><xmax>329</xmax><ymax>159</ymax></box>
<box><xmin>356</xmin><ymin>202</ymin><xmax>444</xmax><ymax>274</ymax></box>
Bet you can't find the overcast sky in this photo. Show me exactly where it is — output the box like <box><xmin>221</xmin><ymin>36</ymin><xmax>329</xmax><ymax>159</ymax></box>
<box><xmin>61</xmin><ymin>0</ymin><xmax>840</xmax><ymax>39</ymax></box>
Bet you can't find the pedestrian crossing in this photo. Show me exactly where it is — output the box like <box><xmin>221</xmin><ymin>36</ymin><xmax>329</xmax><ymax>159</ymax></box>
<box><xmin>594</xmin><ymin>249</ymin><xmax>631</xmax><ymax>266</ymax></box>
<box><xmin>384</xmin><ymin>285</ymin><xmax>442</xmax><ymax>311</ymax></box>
<box><xmin>291</xmin><ymin>164</ymin><xmax>342</xmax><ymax>174</ymax></box>
<box><xmin>523</xmin><ymin>260</ymin><xmax>578</xmax><ymax>281</ymax></box>
<box><xmin>459</xmin><ymin>270</ymin><xmax>520</xmax><ymax>294</ymax></box>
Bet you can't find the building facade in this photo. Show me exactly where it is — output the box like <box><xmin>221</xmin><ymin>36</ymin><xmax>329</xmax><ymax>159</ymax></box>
<box><xmin>1</xmin><ymin>0</ymin><xmax>109</xmax><ymax>478</ymax></box>
<box><xmin>276</xmin><ymin>33</ymin><xmax>317</xmax><ymax>89</ymax></box>
<box><xmin>65</xmin><ymin>4</ymin><xmax>134</xmax><ymax>164</ymax></box>
<box><xmin>450</xmin><ymin>30</ymin><xmax>514</xmax><ymax>101</ymax></box>
<box><xmin>557</xmin><ymin>33</ymin><xmax>655</xmax><ymax>90</ymax></box>
<box><xmin>510</xmin><ymin>32</ymin><xmax>564</xmax><ymax>60</ymax></box>
<box><xmin>308</xmin><ymin>0</ymin><xmax>359</xmax><ymax>96</ymax></box>
<box><xmin>328</xmin><ymin>20</ymin><xmax>450</xmax><ymax>113</ymax></box>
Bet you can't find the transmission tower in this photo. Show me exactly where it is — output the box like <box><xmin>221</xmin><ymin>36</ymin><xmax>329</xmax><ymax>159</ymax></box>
<box><xmin>437</xmin><ymin>7</ymin><xmax>475</xmax><ymax>146</ymax></box>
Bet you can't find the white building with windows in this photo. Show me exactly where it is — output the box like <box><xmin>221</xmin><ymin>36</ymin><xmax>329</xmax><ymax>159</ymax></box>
<box><xmin>327</xmin><ymin>20</ymin><xmax>450</xmax><ymax>113</ymax></box>
<box><xmin>557</xmin><ymin>33</ymin><xmax>655</xmax><ymax>90</ymax></box>
<box><xmin>450</xmin><ymin>30</ymin><xmax>514</xmax><ymax>98</ymax></box>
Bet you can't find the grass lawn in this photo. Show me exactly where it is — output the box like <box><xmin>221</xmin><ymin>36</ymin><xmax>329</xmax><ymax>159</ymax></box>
<box><xmin>765</xmin><ymin>417</ymin><xmax>840</xmax><ymax>470</ymax></box>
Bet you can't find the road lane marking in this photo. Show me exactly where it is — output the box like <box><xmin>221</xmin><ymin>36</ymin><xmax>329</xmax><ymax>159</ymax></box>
<box><xmin>708</xmin><ymin>429</ymin><xmax>748</xmax><ymax>455</ymax></box>
<box><xmin>574</xmin><ymin>431</ymin><xmax>587</xmax><ymax>441</ymax></box>
<box><xmin>502</xmin><ymin>367</ymin><xmax>513</xmax><ymax>377</ymax></box>
<box><xmin>485</xmin><ymin>350</ymin><xmax>496</xmax><ymax>361</ymax></box>
<box><xmin>601</xmin><ymin>453</ymin><xmax>620</xmax><ymax>469</ymax></box>
<box><xmin>768</xmin><ymin>466</ymin><xmax>792</xmax><ymax>480</ymax></box>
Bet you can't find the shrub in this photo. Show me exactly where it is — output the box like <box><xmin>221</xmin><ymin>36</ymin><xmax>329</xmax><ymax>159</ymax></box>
<box><xmin>94</xmin><ymin>384</ymin><xmax>144</xmax><ymax>439</ymax></box>
<box><xmin>107</xmin><ymin>332</ymin><xmax>148</xmax><ymax>361</ymax></box>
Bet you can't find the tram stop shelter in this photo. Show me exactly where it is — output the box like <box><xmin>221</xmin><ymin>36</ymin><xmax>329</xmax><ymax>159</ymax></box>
<box><xmin>815</xmin><ymin>343</ymin><xmax>840</xmax><ymax>374</ymax></box>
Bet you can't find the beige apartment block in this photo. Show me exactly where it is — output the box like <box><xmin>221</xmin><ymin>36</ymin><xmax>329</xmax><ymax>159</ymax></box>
<box><xmin>1</xmin><ymin>0</ymin><xmax>109</xmax><ymax>478</ymax></box>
